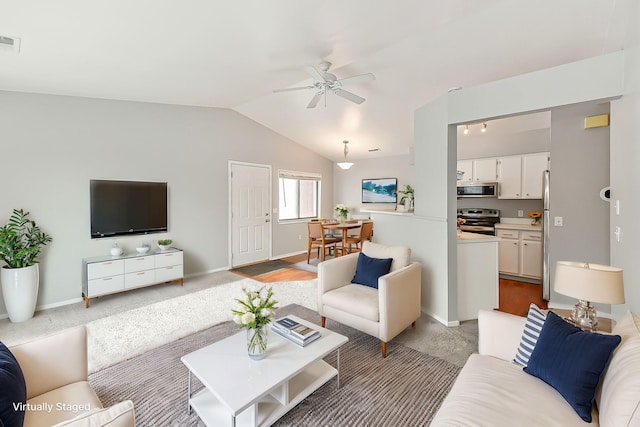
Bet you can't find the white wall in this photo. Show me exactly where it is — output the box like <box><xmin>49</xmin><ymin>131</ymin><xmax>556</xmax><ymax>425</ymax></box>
<box><xmin>0</xmin><ymin>91</ymin><xmax>333</xmax><ymax>315</ymax></box>
<box><xmin>332</xmin><ymin>155</ymin><xmax>413</xmax><ymax>215</ymax></box>
<box><xmin>610</xmin><ymin>1</ymin><xmax>640</xmax><ymax>318</ymax></box>
<box><xmin>548</xmin><ymin>103</ymin><xmax>612</xmax><ymax>310</ymax></box>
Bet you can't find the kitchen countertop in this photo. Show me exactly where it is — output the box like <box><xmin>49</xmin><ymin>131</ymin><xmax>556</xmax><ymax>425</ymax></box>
<box><xmin>457</xmin><ymin>231</ymin><xmax>500</xmax><ymax>243</ymax></box>
<box><xmin>495</xmin><ymin>223</ymin><xmax>542</xmax><ymax>231</ymax></box>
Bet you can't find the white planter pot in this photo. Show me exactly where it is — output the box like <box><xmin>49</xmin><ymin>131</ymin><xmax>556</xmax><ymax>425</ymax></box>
<box><xmin>1</xmin><ymin>264</ymin><xmax>39</xmax><ymax>323</ymax></box>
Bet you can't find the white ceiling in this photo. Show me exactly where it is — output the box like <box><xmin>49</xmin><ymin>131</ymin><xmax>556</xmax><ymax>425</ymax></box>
<box><xmin>0</xmin><ymin>1</ymin><xmax>629</xmax><ymax>162</ymax></box>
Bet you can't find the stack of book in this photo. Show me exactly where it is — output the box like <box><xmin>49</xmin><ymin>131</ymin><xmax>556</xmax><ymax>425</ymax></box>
<box><xmin>271</xmin><ymin>317</ymin><xmax>321</xmax><ymax>347</ymax></box>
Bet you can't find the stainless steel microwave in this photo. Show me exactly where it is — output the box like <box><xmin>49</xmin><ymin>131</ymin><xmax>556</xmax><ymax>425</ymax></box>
<box><xmin>457</xmin><ymin>182</ymin><xmax>498</xmax><ymax>198</ymax></box>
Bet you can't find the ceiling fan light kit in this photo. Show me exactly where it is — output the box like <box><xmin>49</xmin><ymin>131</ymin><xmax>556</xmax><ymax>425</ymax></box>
<box><xmin>274</xmin><ymin>61</ymin><xmax>375</xmax><ymax>108</ymax></box>
<box><xmin>337</xmin><ymin>140</ymin><xmax>354</xmax><ymax>170</ymax></box>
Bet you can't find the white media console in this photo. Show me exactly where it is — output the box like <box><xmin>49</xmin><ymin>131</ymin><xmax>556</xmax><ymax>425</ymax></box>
<box><xmin>82</xmin><ymin>248</ymin><xmax>184</xmax><ymax>307</ymax></box>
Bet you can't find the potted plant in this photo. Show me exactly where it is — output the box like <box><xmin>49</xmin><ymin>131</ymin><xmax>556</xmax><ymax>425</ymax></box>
<box><xmin>0</xmin><ymin>209</ymin><xmax>52</xmax><ymax>322</ymax></box>
<box><xmin>157</xmin><ymin>239</ymin><xmax>173</xmax><ymax>251</ymax></box>
<box><xmin>398</xmin><ymin>184</ymin><xmax>414</xmax><ymax>210</ymax></box>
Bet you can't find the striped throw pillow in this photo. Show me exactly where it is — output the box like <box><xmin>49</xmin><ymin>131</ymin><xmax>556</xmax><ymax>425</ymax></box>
<box><xmin>514</xmin><ymin>304</ymin><xmax>547</xmax><ymax>367</ymax></box>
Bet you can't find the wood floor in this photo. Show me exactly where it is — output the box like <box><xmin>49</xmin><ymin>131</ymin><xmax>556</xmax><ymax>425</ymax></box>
<box><xmin>231</xmin><ymin>253</ymin><xmax>317</xmax><ymax>283</ymax></box>
<box><xmin>498</xmin><ymin>277</ymin><xmax>548</xmax><ymax>317</ymax></box>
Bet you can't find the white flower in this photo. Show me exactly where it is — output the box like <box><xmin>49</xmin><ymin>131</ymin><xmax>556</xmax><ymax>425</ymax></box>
<box><xmin>252</xmin><ymin>298</ymin><xmax>262</xmax><ymax>307</ymax></box>
<box><xmin>233</xmin><ymin>314</ymin><xmax>242</xmax><ymax>325</ymax></box>
<box><xmin>241</xmin><ymin>312</ymin><xmax>255</xmax><ymax>325</ymax></box>
<box><xmin>260</xmin><ymin>308</ymin><xmax>272</xmax><ymax>318</ymax></box>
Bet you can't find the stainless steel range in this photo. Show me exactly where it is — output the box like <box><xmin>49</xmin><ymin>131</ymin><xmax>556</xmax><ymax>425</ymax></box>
<box><xmin>457</xmin><ymin>208</ymin><xmax>500</xmax><ymax>235</ymax></box>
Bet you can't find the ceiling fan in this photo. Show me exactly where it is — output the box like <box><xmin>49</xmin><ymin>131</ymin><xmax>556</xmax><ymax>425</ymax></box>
<box><xmin>273</xmin><ymin>61</ymin><xmax>376</xmax><ymax>108</ymax></box>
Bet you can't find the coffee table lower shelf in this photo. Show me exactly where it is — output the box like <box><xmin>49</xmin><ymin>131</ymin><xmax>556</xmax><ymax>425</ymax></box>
<box><xmin>189</xmin><ymin>359</ymin><xmax>337</xmax><ymax>427</ymax></box>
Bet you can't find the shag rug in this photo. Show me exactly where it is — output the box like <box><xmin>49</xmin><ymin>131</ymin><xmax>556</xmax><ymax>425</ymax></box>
<box><xmin>86</xmin><ymin>277</ymin><xmax>317</xmax><ymax>373</ymax></box>
<box><xmin>89</xmin><ymin>304</ymin><xmax>460</xmax><ymax>427</ymax></box>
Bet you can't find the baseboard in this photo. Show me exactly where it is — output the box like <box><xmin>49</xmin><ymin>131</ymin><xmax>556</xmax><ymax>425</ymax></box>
<box><xmin>184</xmin><ymin>266</ymin><xmax>230</xmax><ymax>279</ymax></box>
<box><xmin>0</xmin><ymin>268</ymin><xmax>235</xmax><ymax>319</ymax></box>
<box><xmin>424</xmin><ymin>308</ymin><xmax>460</xmax><ymax>327</ymax></box>
<box><xmin>0</xmin><ymin>296</ymin><xmax>85</xmax><ymax>320</ymax></box>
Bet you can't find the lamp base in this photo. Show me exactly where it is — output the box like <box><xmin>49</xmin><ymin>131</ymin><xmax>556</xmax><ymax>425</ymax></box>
<box><xmin>568</xmin><ymin>300</ymin><xmax>599</xmax><ymax>331</ymax></box>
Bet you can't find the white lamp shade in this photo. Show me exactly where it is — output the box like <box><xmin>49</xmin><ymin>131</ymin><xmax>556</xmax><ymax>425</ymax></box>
<box><xmin>337</xmin><ymin>162</ymin><xmax>353</xmax><ymax>170</ymax></box>
<box><xmin>554</xmin><ymin>261</ymin><xmax>625</xmax><ymax>304</ymax></box>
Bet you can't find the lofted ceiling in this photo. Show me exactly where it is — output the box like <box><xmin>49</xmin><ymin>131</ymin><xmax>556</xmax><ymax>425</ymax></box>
<box><xmin>0</xmin><ymin>1</ymin><xmax>630</xmax><ymax>163</ymax></box>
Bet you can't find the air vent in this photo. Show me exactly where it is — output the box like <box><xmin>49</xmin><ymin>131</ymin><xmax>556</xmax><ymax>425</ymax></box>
<box><xmin>0</xmin><ymin>36</ymin><xmax>21</xmax><ymax>53</ymax></box>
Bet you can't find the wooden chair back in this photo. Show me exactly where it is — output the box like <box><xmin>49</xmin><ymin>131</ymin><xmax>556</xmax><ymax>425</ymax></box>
<box><xmin>308</xmin><ymin>221</ymin><xmax>325</xmax><ymax>240</ymax></box>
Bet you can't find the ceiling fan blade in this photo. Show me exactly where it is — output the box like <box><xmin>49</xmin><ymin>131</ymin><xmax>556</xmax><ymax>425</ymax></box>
<box><xmin>334</xmin><ymin>88</ymin><xmax>365</xmax><ymax>104</ymax></box>
<box><xmin>273</xmin><ymin>86</ymin><xmax>314</xmax><ymax>93</ymax></box>
<box><xmin>305</xmin><ymin>65</ymin><xmax>326</xmax><ymax>82</ymax></box>
<box><xmin>307</xmin><ymin>92</ymin><xmax>323</xmax><ymax>108</ymax></box>
<box><xmin>337</xmin><ymin>73</ymin><xmax>376</xmax><ymax>86</ymax></box>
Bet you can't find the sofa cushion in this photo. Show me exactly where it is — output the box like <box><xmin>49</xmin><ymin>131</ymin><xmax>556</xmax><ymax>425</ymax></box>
<box><xmin>513</xmin><ymin>303</ymin><xmax>546</xmax><ymax>367</ymax></box>
<box><xmin>0</xmin><ymin>341</ymin><xmax>26</xmax><ymax>427</ymax></box>
<box><xmin>24</xmin><ymin>381</ymin><xmax>103</xmax><ymax>427</ymax></box>
<box><xmin>431</xmin><ymin>353</ymin><xmax>597</xmax><ymax>426</ymax></box>
<box><xmin>51</xmin><ymin>400</ymin><xmax>135</xmax><ymax>427</ymax></box>
<box><xmin>524</xmin><ymin>312</ymin><xmax>621</xmax><ymax>422</ymax></box>
<box><xmin>322</xmin><ymin>284</ymin><xmax>379</xmax><ymax>322</ymax></box>
<box><xmin>351</xmin><ymin>252</ymin><xmax>392</xmax><ymax>289</ymax></box>
<box><xmin>596</xmin><ymin>311</ymin><xmax>640</xmax><ymax>427</ymax></box>
<box><xmin>362</xmin><ymin>242</ymin><xmax>410</xmax><ymax>272</ymax></box>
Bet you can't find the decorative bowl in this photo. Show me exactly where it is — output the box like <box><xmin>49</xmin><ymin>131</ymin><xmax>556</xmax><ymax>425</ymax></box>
<box><xmin>157</xmin><ymin>244</ymin><xmax>171</xmax><ymax>251</ymax></box>
<box><xmin>110</xmin><ymin>246</ymin><xmax>123</xmax><ymax>257</ymax></box>
<box><xmin>136</xmin><ymin>246</ymin><xmax>150</xmax><ymax>254</ymax></box>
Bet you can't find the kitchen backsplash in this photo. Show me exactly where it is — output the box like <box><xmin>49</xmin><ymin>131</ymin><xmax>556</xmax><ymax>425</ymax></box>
<box><xmin>457</xmin><ymin>198</ymin><xmax>543</xmax><ymax>219</ymax></box>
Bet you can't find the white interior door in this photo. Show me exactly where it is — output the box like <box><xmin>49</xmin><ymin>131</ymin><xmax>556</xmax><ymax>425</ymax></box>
<box><xmin>230</xmin><ymin>162</ymin><xmax>271</xmax><ymax>267</ymax></box>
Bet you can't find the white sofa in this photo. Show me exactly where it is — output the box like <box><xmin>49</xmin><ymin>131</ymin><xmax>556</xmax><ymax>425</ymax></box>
<box><xmin>431</xmin><ymin>309</ymin><xmax>640</xmax><ymax>426</ymax></box>
<box><xmin>9</xmin><ymin>325</ymin><xmax>135</xmax><ymax>427</ymax></box>
<box><xmin>318</xmin><ymin>241</ymin><xmax>421</xmax><ymax>357</ymax></box>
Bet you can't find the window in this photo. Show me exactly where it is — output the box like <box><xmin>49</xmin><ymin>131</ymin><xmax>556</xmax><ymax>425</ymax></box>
<box><xmin>278</xmin><ymin>170</ymin><xmax>321</xmax><ymax>222</ymax></box>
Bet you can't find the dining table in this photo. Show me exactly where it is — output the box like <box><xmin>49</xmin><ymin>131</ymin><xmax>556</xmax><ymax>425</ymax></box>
<box><xmin>322</xmin><ymin>222</ymin><xmax>364</xmax><ymax>256</ymax></box>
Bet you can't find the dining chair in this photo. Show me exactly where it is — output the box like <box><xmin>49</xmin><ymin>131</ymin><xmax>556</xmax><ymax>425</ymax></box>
<box><xmin>344</xmin><ymin>221</ymin><xmax>374</xmax><ymax>253</ymax></box>
<box><xmin>307</xmin><ymin>222</ymin><xmax>341</xmax><ymax>263</ymax></box>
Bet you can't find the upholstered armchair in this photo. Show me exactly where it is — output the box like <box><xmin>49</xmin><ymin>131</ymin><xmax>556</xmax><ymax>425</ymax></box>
<box><xmin>318</xmin><ymin>241</ymin><xmax>421</xmax><ymax>357</ymax></box>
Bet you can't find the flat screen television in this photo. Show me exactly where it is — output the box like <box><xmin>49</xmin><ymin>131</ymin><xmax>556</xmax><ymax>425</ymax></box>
<box><xmin>362</xmin><ymin>178</ymin><xmax>398</xmax><ymax>204</ymax></box>
<box><xmin>90</xmin><ymin>180</ymin><xmax>168</xmax><ymax>239</ymax></box>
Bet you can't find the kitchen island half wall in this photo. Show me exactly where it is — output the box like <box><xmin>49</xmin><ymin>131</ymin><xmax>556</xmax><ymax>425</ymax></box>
<box><xmin>457</xmin><ymin>232</ymin><xmax>500</xmax><ymax>321</ymax></box>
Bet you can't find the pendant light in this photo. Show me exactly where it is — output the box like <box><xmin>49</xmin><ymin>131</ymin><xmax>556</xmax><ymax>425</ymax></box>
<box><xmin>337</xmin><ymin>140</ymin><xmax>354</xmax><ymax>170</ymax></box>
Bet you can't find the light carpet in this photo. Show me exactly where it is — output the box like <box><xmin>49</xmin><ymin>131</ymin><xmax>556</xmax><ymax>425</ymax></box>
<box><xmin>86</xmin><ymin>277</ymin><xmax>317</xmax><ymax>373</ymax></box>
<box><xmin>89</xmin><ymin>304</ymin><xmax>460</xmax><ymax>426</ymax></box>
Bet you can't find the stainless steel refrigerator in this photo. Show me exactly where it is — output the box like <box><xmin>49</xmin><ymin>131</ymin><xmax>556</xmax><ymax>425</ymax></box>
<box><xmin>542</xmin><ymin>170</ymin><xmax>551</xmax><ymax>300</ymax></box>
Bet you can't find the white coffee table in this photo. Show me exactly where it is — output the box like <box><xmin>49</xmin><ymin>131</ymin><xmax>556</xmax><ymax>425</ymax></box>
<box><xmin>181</xmin><ymin>315</ymin><xmax>348</xmax><ymax>427</ymax></box>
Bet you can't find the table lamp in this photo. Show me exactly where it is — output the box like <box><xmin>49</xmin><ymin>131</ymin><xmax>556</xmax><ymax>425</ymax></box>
<box><xmin>554</xmin><ymin>261</ymin><xmax>624</xmax><ymax>331</ymax></box>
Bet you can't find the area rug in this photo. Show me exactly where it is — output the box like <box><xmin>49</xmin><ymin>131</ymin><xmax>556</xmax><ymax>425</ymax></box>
<box><xmin>89</xmin><ymin>304</ymin><xmax>460</xmax><ymax>427</ymax></box>
<box><xmin>86</xmin><ymin>277</ymin><xmax>317</xmax><ymax>373</ymax></box>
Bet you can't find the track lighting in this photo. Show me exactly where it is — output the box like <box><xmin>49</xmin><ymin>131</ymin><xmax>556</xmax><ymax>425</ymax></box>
<box><xmin>463</xmin><ymin>125</ymin><xmax>469</xmax><ymax>135</ymax></box>
<box><xmin>481</xmin><ymin>122</ymin><xmax>487</xmax><ymax>133</ymax></box>
<box><xmin>337</xmin><ymin>140</ymin><xmax>354</xmax><ymax>170</ymax></box>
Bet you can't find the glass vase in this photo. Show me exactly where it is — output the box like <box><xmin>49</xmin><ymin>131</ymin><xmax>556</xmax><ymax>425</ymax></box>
<box><xmin>247</xmin><ymin>325</ymin><xmax>268</xmax><ymax>360</ymax></box>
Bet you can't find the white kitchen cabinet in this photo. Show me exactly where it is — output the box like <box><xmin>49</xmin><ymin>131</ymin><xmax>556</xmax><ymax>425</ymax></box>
<box><xmin>497</xmin><ymin>232</ymin><xmax>519</xmax><ymax>275</ymax></box>
<box><xmin>521</xmin><ymin>232</ymin><xmax>543</xmax><ymax>278</ymax></box>
<box><xmin>457</xmin><ymin>157</ymin><xmax>497</xmax><ymax>182</ymax></box>
<box><xmin>456</xmin><ymin>160</ymin><xmax>473</xmax><ymax>182</ymax></box>
<box><xmin>521</xmin><ymin>153</ymin><xmax>550</xmax><ymax>198</ymax></box>
<box><xmin>497</xmin><ymin>152</ymin><xmax>549</xmax><ymax>199</ymax></box>
<box><xmin>82</xmin><ymin>249</ymin><xmax>184</xmax><ymax>307</ymax></box>
<box><xmin>473</xmin><ymin>158</ymin><xmax>498</xmax><ymax>182</ymax></box>
<box><xmin>496</xmin><ymin>228</ymin><xmax>542</xmax><ymax>279</ymax></box>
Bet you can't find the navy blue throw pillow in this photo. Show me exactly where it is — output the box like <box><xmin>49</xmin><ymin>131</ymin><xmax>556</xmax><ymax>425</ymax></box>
<box><xmin>0</xmin><ymin>341</ymin><xmax>27</xmax><ymax>427</ymax></box>
<box><xmin>524</xmin><ymin>312</ymin><xmax>621</xmax><ymax>422</ymax></box>
<box><xmin>351</xmin><ymin>252</ymin><xmax>393</xmax><ymax>289</ymax></box>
